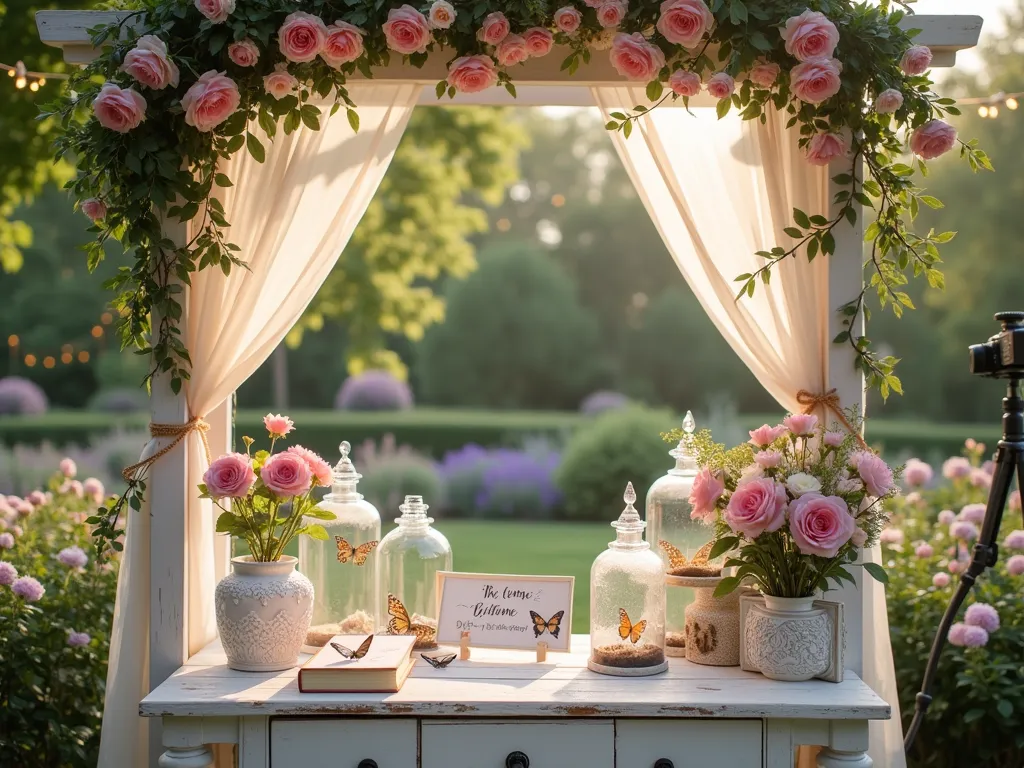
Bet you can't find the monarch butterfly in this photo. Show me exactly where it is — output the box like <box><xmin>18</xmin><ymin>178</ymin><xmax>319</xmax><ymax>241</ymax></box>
<box><xmin>331</xmin><ymin>634</ymin><xmax>373</xmax><ymax>659</ymax></box>
<box><xmin>335</xmin><ymin>536</ymin><xmax>378</xmax><ymax>566</ymax></box>
<box><xmin>618</xmin><ymin>608</ymin><xmax>647</xmax><ymax>644</ymax></box>
<box><xmin>386</xmin><ymin>594</ymin><xmax>436</xmax><ymax>644</ymax></box>
<box><xmin>421</xmin><ymin>653</ymin><xmax>457</xmax><ymax>669</ymax></box>
<box><xmin>659</xmin><ymin>539</ymin><xmax>715</xmax><ymax>571</ymax></box>
<box><xmin>529</xmin><ymin>610</ymin><xmax>564</xmax><ymax>639</ymax></box>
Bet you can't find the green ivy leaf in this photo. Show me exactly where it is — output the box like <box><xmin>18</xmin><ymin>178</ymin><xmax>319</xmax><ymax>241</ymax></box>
<box><xmin>245</xmin><ymin>133</ymin><xmax>266</xmax><ymax>163</ymax></box>
<box><xmin>862</xmin><ymin>562</ymin><xmax>888</xmax><ymax>584</ymax></box>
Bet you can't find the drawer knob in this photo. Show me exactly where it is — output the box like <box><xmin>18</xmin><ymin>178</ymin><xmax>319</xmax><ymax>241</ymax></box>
<box><xmin>506</xmin><ymin>751</ymin><xmax>530</xmax><ymax>768</ymax></box>
<box><xmin>357</xmin><ymin>761</ymin><xmax>378</xmax><ymax>768</ymax></box>
<box><xmin>654</xmin><ymin>760</ymin><xmax>675</xmax><ymax>768</ymax></box>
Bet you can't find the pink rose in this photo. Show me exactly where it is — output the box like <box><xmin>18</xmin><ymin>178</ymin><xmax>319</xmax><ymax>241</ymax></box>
<box><xmin>203</xmin><ymin>452</ymin><xmax>256</xmax><ymax>498</ymax></box>
<box><xmin>754</xmin><ymin>450</ymin><xmax>782</xmax><ymax>469</ymax></box>
<box><xmin>428</xmin><ymin>0</ymin><xmax>456</xmax><ymax>30</ymax></box>
<box><xmin>823</xmin><ymin>431</ymin><xmax>844</xmax><ymax>448</ymax></box>
<box><xmin>915</xmin><ymin>542</ymin><xmax>934</xmax><ymax>558</ymax></box>
<box><xmin>83</xmin><ymin>477</ymin><xmax>105</xmax><ymax>503</ymax></box>
<box><xmin>286</xmin><ymin>446</ymin><xmax>332</xmax><ymax>488</ymax></box>
<box><xmin>181</xmin><ymin>70</ymin><xmax>240</xmax><ymax>132</ymax></box>
<box><xmin>781</xmin><ymin>9</ymin><xmax>839</xmax><ymax>62</ymax></box>
<box><xmin>610</xmin><ymin>33</ymin><xmax>666</xmax><ymax>82</ymax></box>
<box><xmin>688</xmin><ymin>467</ymin><xmax>725</xmax><ymax>522</ymax></box>
<box><xmin>384</xmin><ymin>5</ymin><xmax>432</xmax><ymax>54</ymax></box>
<box><xmin>228</xmin><ymin>39</ymin><xmax>260</xmax><ymax>67</ymax></box>
<box><xmin>279</xmin><ymin>11</ymin><xmax>327</xmax><ymax>63</ymax></box>
<box><xmin>81</xmin><ymin>198</ymin><xmax>107</xmax><ymax>221</ymax></box>
<box><xmin>597</xmin><ymin>0</ymin><xmax>628</xmax><ymax>29</ymax></box>
<box><xmin>447</xmin><ymin>55</ymin><xmax>499</xmax><ymax>94</ymax></box>
<box><xmin>495</xmin><ymin>34</ymin><xmax>529</xmax><ymax>67</ymax></box>
<box><xmin>789</xmin><ymin>493</ymin><xmax>855</xmax><ymax>557</ymax></box>
<box><xmin>805</xmin><ymin>132</ymin><xmax>848</xmax><ymax>166</ymax></box>
<box><xmin>706</xmin><ymin>72</ymin><xmax>735</xmax><ymax>100</ymax></box>
<box><xmin>783</xmin><ymin>412</ymin><xmax>818</xmax><ymax>436</ymax></box>
<box><xmin>26</xmin><ymin>490</ymin><xmax>46</xmax><ymax>507</ymax></box>
<box><xmin>879</xmin><ymin>527</ymin><xmax>905</xmax><ymax>546</ymax></box>
<box><xmin>656</xmin><ymin>0</ymin><xmax>713</xmax><ymax>49</ymax></box>
<box><xmin>932</xmin><ymin>572</ymin><xmax>950</xmax><ymax>587</ymax></box>
<box><xmin>903</xmin><ymin>458</ymin><xmax>933</xmax><ymax>487</ymax></box>
<box><xmin>59</xmin><ymin>458</ymin><xmax>77</xmax><ymax>478</ymax></box>
<box><xmin>478</xmin><ymin>12</ymin><xmax>511</xmax><ymax>45</ymax></box>
<box><xmin>910</xmin><ymin>119</ymin><xmax>957</xmax><ymax>160</ymax></box>
<box><xmin>264</xmin><ymin>64</ymin><xmax>298</xmax><ymax>99</ymax></box>
<box><xmin>554</xmin><ymin>6</ymin><xmax>583</xmax><ymax>34</ymax></box>
<box><xmin>524</xmin><ymin>28</ymin><xmax>555</xmax><ymax>58</ymax></box>
<box><xmin>122</xmin><ymin>35</ymin><xmax>180</xmax><ymax>90</ymax></box>
<box><xmin>668</xmin><ymin>69</ymin><xmax>701</xmax><ymax>97</ymax></box>
<box><xmin>260</xmin><ymin>451</ymin><xmax>312</xmax><ymax>498</ymax></box>
<box><xmin>263</xmin><ymin>413</ymin><xmax>294</xmax><ymax>438</ymax></box>
<box><xmin>724</xmin><ymin>477</ymin><xmax>788</xmax><ymax>538</ymax></box>
<box><xmin>851</xmin><ymin>526</ymin><xmax>868</xmax><ymax>547</ymax></box>
<box><xmin>790</xmin><ymin>56</ymin><xmax>842</xmax><ymax>104</ymax></box>
<box><xmin>92</xmin><ymin>83</ymin><xmax>146</xmax><ymax>134</ymax></box>
<box><xmin>749</xmin><ymin>61</ymin><xmax>780</xmax><ymax>88</ymax></box>
<box><xmin>323</xmin><ymin>21</ymin><xmax>365</xmax><ymax>67</ymax></box>
<box><xmin>850</xmin><ymin>450</ymin><xmax>894</xmax><ymax>497</ymax></box>
<box><xmin>874</xmin><ymin>88</ymin><xmax>903</xmax><ymax>114</ymax></box>
<box><xmin>748</xmin><ymin>424</ymin><xmax>787</xmax><ymax>447</ymax></box>
<box><xmin>900</xmin><ymin>45</ymin><xmax>932</xmax><ymax>76</ymax></box>
<box><xmin>194</xmin><ymin>0</ymin><xmax>234</xmax><ymax>23</ymax></box>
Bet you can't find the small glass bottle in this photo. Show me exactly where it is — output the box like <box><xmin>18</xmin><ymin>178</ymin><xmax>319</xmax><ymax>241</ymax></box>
<box><xmin>646</xmin><ymin>411</ymin><xmax>716</xmax><ymax>656</ymax></box>
<box><xmin>588</xmin><ymin>482</ymin><xmax>667</xmax><ymax>676</ymax></box>
<box><xmin>378</xmin><ymin>495</ymin><xmax>452</xmax><ymax>650</ymax></box>
<box><xmin>300</xmin><ymin>441</ymin><xmax>381</xmax><ymax>650</ymax></box>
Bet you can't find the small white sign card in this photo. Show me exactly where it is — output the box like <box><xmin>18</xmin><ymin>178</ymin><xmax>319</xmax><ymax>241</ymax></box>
<box><xmin>435</xmin><ymin>572</ymin><xmax>574</xmax><ymax>652</ymax></box>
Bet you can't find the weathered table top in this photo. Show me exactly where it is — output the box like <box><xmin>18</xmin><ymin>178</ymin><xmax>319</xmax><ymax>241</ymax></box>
<box><xmin>140</xmin><ymin>634</ymin><xmax>890</xmax><ymax>721</ymax></box>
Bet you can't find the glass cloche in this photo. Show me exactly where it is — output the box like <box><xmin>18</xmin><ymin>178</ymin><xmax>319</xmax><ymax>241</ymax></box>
<box><xmin>300</xmin><ymin>441</ymin><xmax>381</xmax><ymax>650</ymax></box>
<box><xmin>588</xmin><ymin>483</ymin><xmax>667</xmax><ymax>676</ymax></box>
<box><xmin>378</xmin><ymin>495</ymin><xmax>452</xmax><ymax>650</ymax></box>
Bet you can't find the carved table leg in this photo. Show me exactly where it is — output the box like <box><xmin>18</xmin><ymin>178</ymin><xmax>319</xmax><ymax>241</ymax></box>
<box><xmin>817</xmin><ymin>748</ymin><xmax>872</xmax><ymax>768</ymax></box>
<box><xmin>158</xmin><ymin>746</ymin><xmax>215</xmax><ymax>768</ymax></box>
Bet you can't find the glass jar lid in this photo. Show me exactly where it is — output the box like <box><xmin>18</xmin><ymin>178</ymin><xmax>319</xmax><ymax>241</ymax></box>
<box><xmin>328</xmin><ymin>440</ymin><xmax>362</xmax><ymax>500</ymax></box>
<box><xmin>668</xmin><ymin>410</ymin><xmax>699</xmax><ymax>475</ymax></box>
<box><xmin>394</xmin><ymin>494</ymin><xmax>433</xmax><ymax>527</ymax></box>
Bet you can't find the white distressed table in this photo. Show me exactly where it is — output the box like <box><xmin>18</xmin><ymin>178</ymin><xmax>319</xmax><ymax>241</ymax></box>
<box><xmin>142</xmin><ymin>634</ymin><xmax>888</xmax><ymax>768</ymax></box>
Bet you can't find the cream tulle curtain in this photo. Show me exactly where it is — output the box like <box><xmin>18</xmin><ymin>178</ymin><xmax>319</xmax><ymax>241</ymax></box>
<box><xmin>98</xmin><ymin>82</ymin><xmax>422</xmax><ymax>767</ymax></box>
<box><xmin>592</xmin><ymin>86</ymin><xmax>903</xmax><ymax>768</ymax></box>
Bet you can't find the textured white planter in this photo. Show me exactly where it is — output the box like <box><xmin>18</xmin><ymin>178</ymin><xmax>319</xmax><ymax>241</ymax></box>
<box><xmin>743</xmin><ymin>595</ymin><xmax>832</xmax><ymax>682</ymax></box>
<box><xmin>215</xmin><ymin>555</ymin><xmax>314</xmax><ymax>672</ymax></box>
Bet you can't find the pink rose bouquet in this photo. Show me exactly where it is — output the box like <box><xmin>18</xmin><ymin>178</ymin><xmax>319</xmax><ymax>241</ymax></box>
<box><xmin>200</xmin><ymin>415</ymin><xmax>335</xmax><ymax>561</ymax></box>
<box><xmin>668</xmin><ymin>411</ymin><xmax>898</xmax><ymax>598</ymax></box>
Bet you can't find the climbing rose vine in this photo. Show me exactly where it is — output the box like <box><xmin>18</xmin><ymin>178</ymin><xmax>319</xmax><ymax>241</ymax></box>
<box><xmin>49</xmin><ymin>0</ymin><xmax>989</xmax><ymax>401</ymax></box>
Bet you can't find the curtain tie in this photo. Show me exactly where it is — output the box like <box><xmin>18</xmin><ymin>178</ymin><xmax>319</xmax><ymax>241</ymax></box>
<box><xmin>121</xmin><ymin>417</ymin><xmax>211</xmax><ymax>482</ymax></box>
<box><xmin>795</xmin><ymin>388</ymin><xmax>869</xmax><ymax>450</ymax></box>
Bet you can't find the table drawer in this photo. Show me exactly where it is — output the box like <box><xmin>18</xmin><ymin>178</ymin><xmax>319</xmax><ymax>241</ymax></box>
<box><xmin>270</xmin><ymin>718</ymin><xmax>417</xmax><ymax>768</ymax></box>
<box><xmin>421</xmin><ymin>719</ymin><xmax>614</xmax><ymax>768</ymax></box>
<box><xmin>615</xmin><ymin>719</ymin><xmax>763</xmax><ymax>767</ymax></box>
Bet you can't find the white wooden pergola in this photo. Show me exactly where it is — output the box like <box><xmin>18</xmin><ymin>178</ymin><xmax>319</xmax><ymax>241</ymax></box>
<box><xmin>38</xmin><ymin>11</ymin><xmax>982</xmax><ymax>766</ymax></box>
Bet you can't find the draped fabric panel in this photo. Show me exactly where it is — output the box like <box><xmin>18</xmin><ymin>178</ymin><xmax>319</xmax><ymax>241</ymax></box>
<box><xmin>592</xmin><ymin>86</ymin><xmax>903</xmax><ymax>768</ymax></box>
<box><xmin>98</xmin><ymin>82</ymin><xmax>422</xmax><ymax>767</ymax></box>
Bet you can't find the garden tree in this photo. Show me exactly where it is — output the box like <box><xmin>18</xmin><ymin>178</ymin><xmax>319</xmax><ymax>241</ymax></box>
<box><xmin>416</xmin><ymin>241</ymin><xmax>608</xmax><ymax>410</ymax></box>
<box><xmin>290</xmin><ymin>106</ymin><xmax>527</xmax><ymax>378</ymax></box>
<box><xmin>0</xmin><ymin>0</ymin><xmax>90</xmax><ymax>272</ymax></box>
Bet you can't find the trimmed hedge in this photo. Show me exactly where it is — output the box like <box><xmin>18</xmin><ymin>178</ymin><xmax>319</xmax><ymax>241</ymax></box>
<box><xmin>0</xmin><ymin>408</ymin><xmax>1000</xmax><ymax>462</ymax></box>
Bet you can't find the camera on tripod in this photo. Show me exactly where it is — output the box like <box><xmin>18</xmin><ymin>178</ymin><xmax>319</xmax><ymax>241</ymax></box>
<box><xmin>969</xmin><ymin>311</ymin><xmax>1024</xmax><ymax>377</ymax></box>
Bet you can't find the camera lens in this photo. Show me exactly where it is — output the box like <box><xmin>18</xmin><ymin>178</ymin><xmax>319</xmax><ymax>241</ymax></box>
<box><xmin>969</xmin><ymin>342</ymin><xmax>996</xmax><ymax>375</ymax></box>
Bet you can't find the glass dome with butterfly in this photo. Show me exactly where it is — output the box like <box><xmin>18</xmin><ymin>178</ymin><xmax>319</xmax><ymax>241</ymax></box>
<box><xmin>588</xmin><ymin>483</ymin><xmax>667</xmax><ymax>676</ymax></box>
<box><xmin>379</xmin><ymin>494</ymin><xmax>452</xmax><ymax>650</ymax></box>
<box><xmin>299</xmin><ymin>441</ymin><xmax>381</xmax><ymax>650</ymax></box>
<box><xmin>646</xmin><ymin>411</ymin><xmax>718</xmax><ymax>655</ymax></box>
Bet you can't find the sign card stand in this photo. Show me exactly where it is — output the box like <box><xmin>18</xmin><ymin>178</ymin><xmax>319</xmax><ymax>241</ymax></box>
<box><xmin>457</xmin><ymin>631</ymin><xmax>550</xmax><ymax>663</ymax></box>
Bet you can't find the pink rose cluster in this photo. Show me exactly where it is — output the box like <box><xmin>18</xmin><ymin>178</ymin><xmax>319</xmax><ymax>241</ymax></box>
<box><xmin>849</xmin><ymin>450</ymin><xmax>895</xmax><ymax>497</ymax></box>
<box><xmin>597</xmin><ymin>0</ymin><xmax>628</xmax><ymax>29</ymax></box>
<box><xmin>203</xmin><ymin>452</ymin><xmax>257</xmax><ymax>499</ymax></box>
<box><xmin>657</xmin><ymin>0</ymin><xmax>713</xmax><ymax>49</ymax></box>
<box><xmin>181</xmin><ymin>71</ymin><xmax>240</xmax><ymax>133</ymax></box>
<box><xmin>447</xmin><ymin>56</ymin><xmax>499</xmax><ymax>94</ymax></box>
<box><xmin>788</xmin><ymin>492</ymin><xmax>855</xmax><ymax>557</ymax></box>
<box><xmin>723</xmin><ymin>478</ymin><xmax>788</xmax><ymax>539</ymax></box>
<box><xmin>122</xmin><ymin>35</ymin><xmax>180</xmax><ymax>90</ymax></box>
<box><xmin>93</xmin><ymin>83</ymin><xmax>147</xmax><ymax>134</ymax></box>
<box><xmin>911</xmin><ymin>119</ymin><xmax>957</xmax><ymax>161</ymax></box>
<box><xmin>195</xmin><ymin>0</ymin><xmax>234</xmax><ymax>24</ymax></box>
<box><xmin>555</xmin><ymin>7</ymin><xmax>583</xmax><ymax>34</ymax></box>
<box><xmin>781</xmin><ymin>10</ymin><xmax>839</xmax><ymax>61</ymax></box>
<box><xmin>610</xmin><ymin>32</ymin><xmax>666</xmax><ymax>82</ymax></box>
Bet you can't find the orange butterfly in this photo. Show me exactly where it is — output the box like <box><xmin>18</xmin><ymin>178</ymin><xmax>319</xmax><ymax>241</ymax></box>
<box><xmin>386</xmin><ymin>594</ymin><xmax>436</xmax><ymax>644</ymax></box>
<box><xmin>618</xmin><ymin>608</ymin><xmax>647</xmax><ymax>644</ymax></box>
<box><xmin>529</xmin><ymin>610</ymin><xmax>564</xmax><ymax>639</ymax></box>
<box><xmin>659</xmin><ymin>539</ymin><xmax>715</xmax><ymax>571</ymax></box>
<box><xmin>335</xmin><ymin>536</ymin><xmax>378</xmax><ymax>566</ymax></box>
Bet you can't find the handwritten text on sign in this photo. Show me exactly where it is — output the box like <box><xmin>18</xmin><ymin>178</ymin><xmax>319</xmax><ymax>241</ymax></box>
<box><xmin>436</xmin><ymin>572</ymin><xmax>574</xmax><ymax>652</ymax></box>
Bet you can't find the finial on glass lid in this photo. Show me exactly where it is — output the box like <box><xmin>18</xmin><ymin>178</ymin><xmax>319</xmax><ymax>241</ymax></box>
<box><xmin>339</xmin><ymin>440</ymin><xmax>350</xmax><ymax>458</ymax></box>
<box><xmin>682</xmin><ymin>410</ymin><xmax>696</xmax><ymax>435</ymax></box>
<box><xmin>613</xmin><ymin>481</ymin><xmax>645</xmax><ymax>533</ymax></box>
<box><xmin>333</xmin><ymin>440</ymin><xmax>359</xmax><ymax>479</ymax></box>
<box><xmin>624</xmin><ymin>482</ymin><xmax>636</xmax><ymax>506</ymax></box>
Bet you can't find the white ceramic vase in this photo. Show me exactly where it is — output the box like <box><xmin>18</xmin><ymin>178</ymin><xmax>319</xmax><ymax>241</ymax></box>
<box><xmin>215</xmin><ymin>555</ymin><xmax>314</xmax><ymax>672</ymax></box>
<box><xmin>743</xmin><ymin>595</ymin><xmax>832</xmax><ymax>682</ymax></box>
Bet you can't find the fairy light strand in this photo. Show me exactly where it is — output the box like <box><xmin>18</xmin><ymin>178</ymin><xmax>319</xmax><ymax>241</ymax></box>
<box><xmin>1</xmin><ymin>61</ymin><xmax>68</xmax><ymax>92</ymax></box>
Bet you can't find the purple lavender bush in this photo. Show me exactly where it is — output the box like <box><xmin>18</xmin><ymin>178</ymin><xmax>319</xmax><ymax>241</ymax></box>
<box><xmin>437</xmin><ymin>444</ymin><xmax>562</xmax><ymax>519</ymax></box>
<box><xmin>580</xmin><ymin>390</ymin><xmax>630</xmax><ymax>415</ymax></box>
<box><xmin>334</xmin><ymin>370</ymin><xmax>414</xmax><ymax>411</ymax></box>
<box><xmin>0</xmin><ymin>376</ymin><xmax>48</xmax><ymax>416</ymax></box>
<box><xmin>436</xmin><ymin>444</ymin><xmax>492</xmax><ymax>517</ymax></box>
<box><xmin>89</xmin><ymin>387</ymin><xmax>149</xmax><ymax>414</ymax></box>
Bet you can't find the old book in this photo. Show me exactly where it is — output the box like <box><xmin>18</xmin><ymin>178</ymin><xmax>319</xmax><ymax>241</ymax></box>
<box><xmin>298</xmin><ymin>634</ymin><xmax>416</xmax><ymax>693</ymax></box>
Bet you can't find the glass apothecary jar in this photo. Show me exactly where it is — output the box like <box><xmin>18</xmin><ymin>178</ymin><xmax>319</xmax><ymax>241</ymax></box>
<box><xmin>300</xmin><ymin>441</ymin><xmax>381</xmax><ymax>650</ymax></box>
<box><xmin>589</xmin><ymin>483</ymin><xmax>667</xmax><ymax>677</ymax></box>
<box><xmin>378</xmin><ymin>495</ymin><xmax>451</xmax><ymax>650</ymax></box>
<box><xmin>646</xmin><ymin>411</ymin><xmax>717</xmax><ymax>656</ymax></box>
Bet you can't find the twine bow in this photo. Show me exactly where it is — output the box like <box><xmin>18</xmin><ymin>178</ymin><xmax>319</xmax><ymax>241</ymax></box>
<box><xmin>121</xmin><ymin>417</ymin><xmax>212</xmax><ymax>482</ymax></box>
<box><xmin>795</xmin><ymin>388</ymin><xmax>869</xmax><ymax>450</ymax></box>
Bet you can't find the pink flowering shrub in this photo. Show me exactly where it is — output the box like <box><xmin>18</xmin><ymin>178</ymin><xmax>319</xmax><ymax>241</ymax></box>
<box><xmin>882</xmin><ymin>439</ymin><xmax>1024</xmax><ymax>767</ymax></box>
<box><xmin>0</xmin><ymin>468</ymin><xmax>118</xmax><ymax>766</ymax></box>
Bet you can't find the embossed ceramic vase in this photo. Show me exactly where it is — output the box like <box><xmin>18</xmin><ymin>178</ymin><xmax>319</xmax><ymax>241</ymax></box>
<box><xmin>673</xmin><ymin>574</ymin><xmax>740</xmax><ymax>666</ymax></box>
<box><xmin>215</xmin><ymin>555</ymin><xmax>314</xmax><ymax>672</ymax></box>
<box><xmin>744</xmin><ymin>595</ymin><xmax>832</xmax><ymax>682</ymax></box>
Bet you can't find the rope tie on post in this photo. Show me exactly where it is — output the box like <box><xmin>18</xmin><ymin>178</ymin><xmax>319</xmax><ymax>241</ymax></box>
<box><xmin>795</xmin><ymin>388</ymin><xmax>869</xmax><ymax>450</ymax></box>
<box><xmin>121</xmin><ymin>417</ymin><xmax>211</xmax><ymax>482</ymax></box>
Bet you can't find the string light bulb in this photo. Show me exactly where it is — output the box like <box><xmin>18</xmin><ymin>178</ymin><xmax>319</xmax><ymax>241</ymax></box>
<box><xmin>1007</xmin><ymin>97</ymin><xmax>1018</xmax><ymax>110</ymax></box>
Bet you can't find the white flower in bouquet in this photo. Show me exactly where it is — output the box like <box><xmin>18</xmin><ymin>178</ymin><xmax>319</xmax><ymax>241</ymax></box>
<box><xmin>786</xmin><ymin>472</ymin><xmax>822</xmax><ymax>497</ymax></box>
